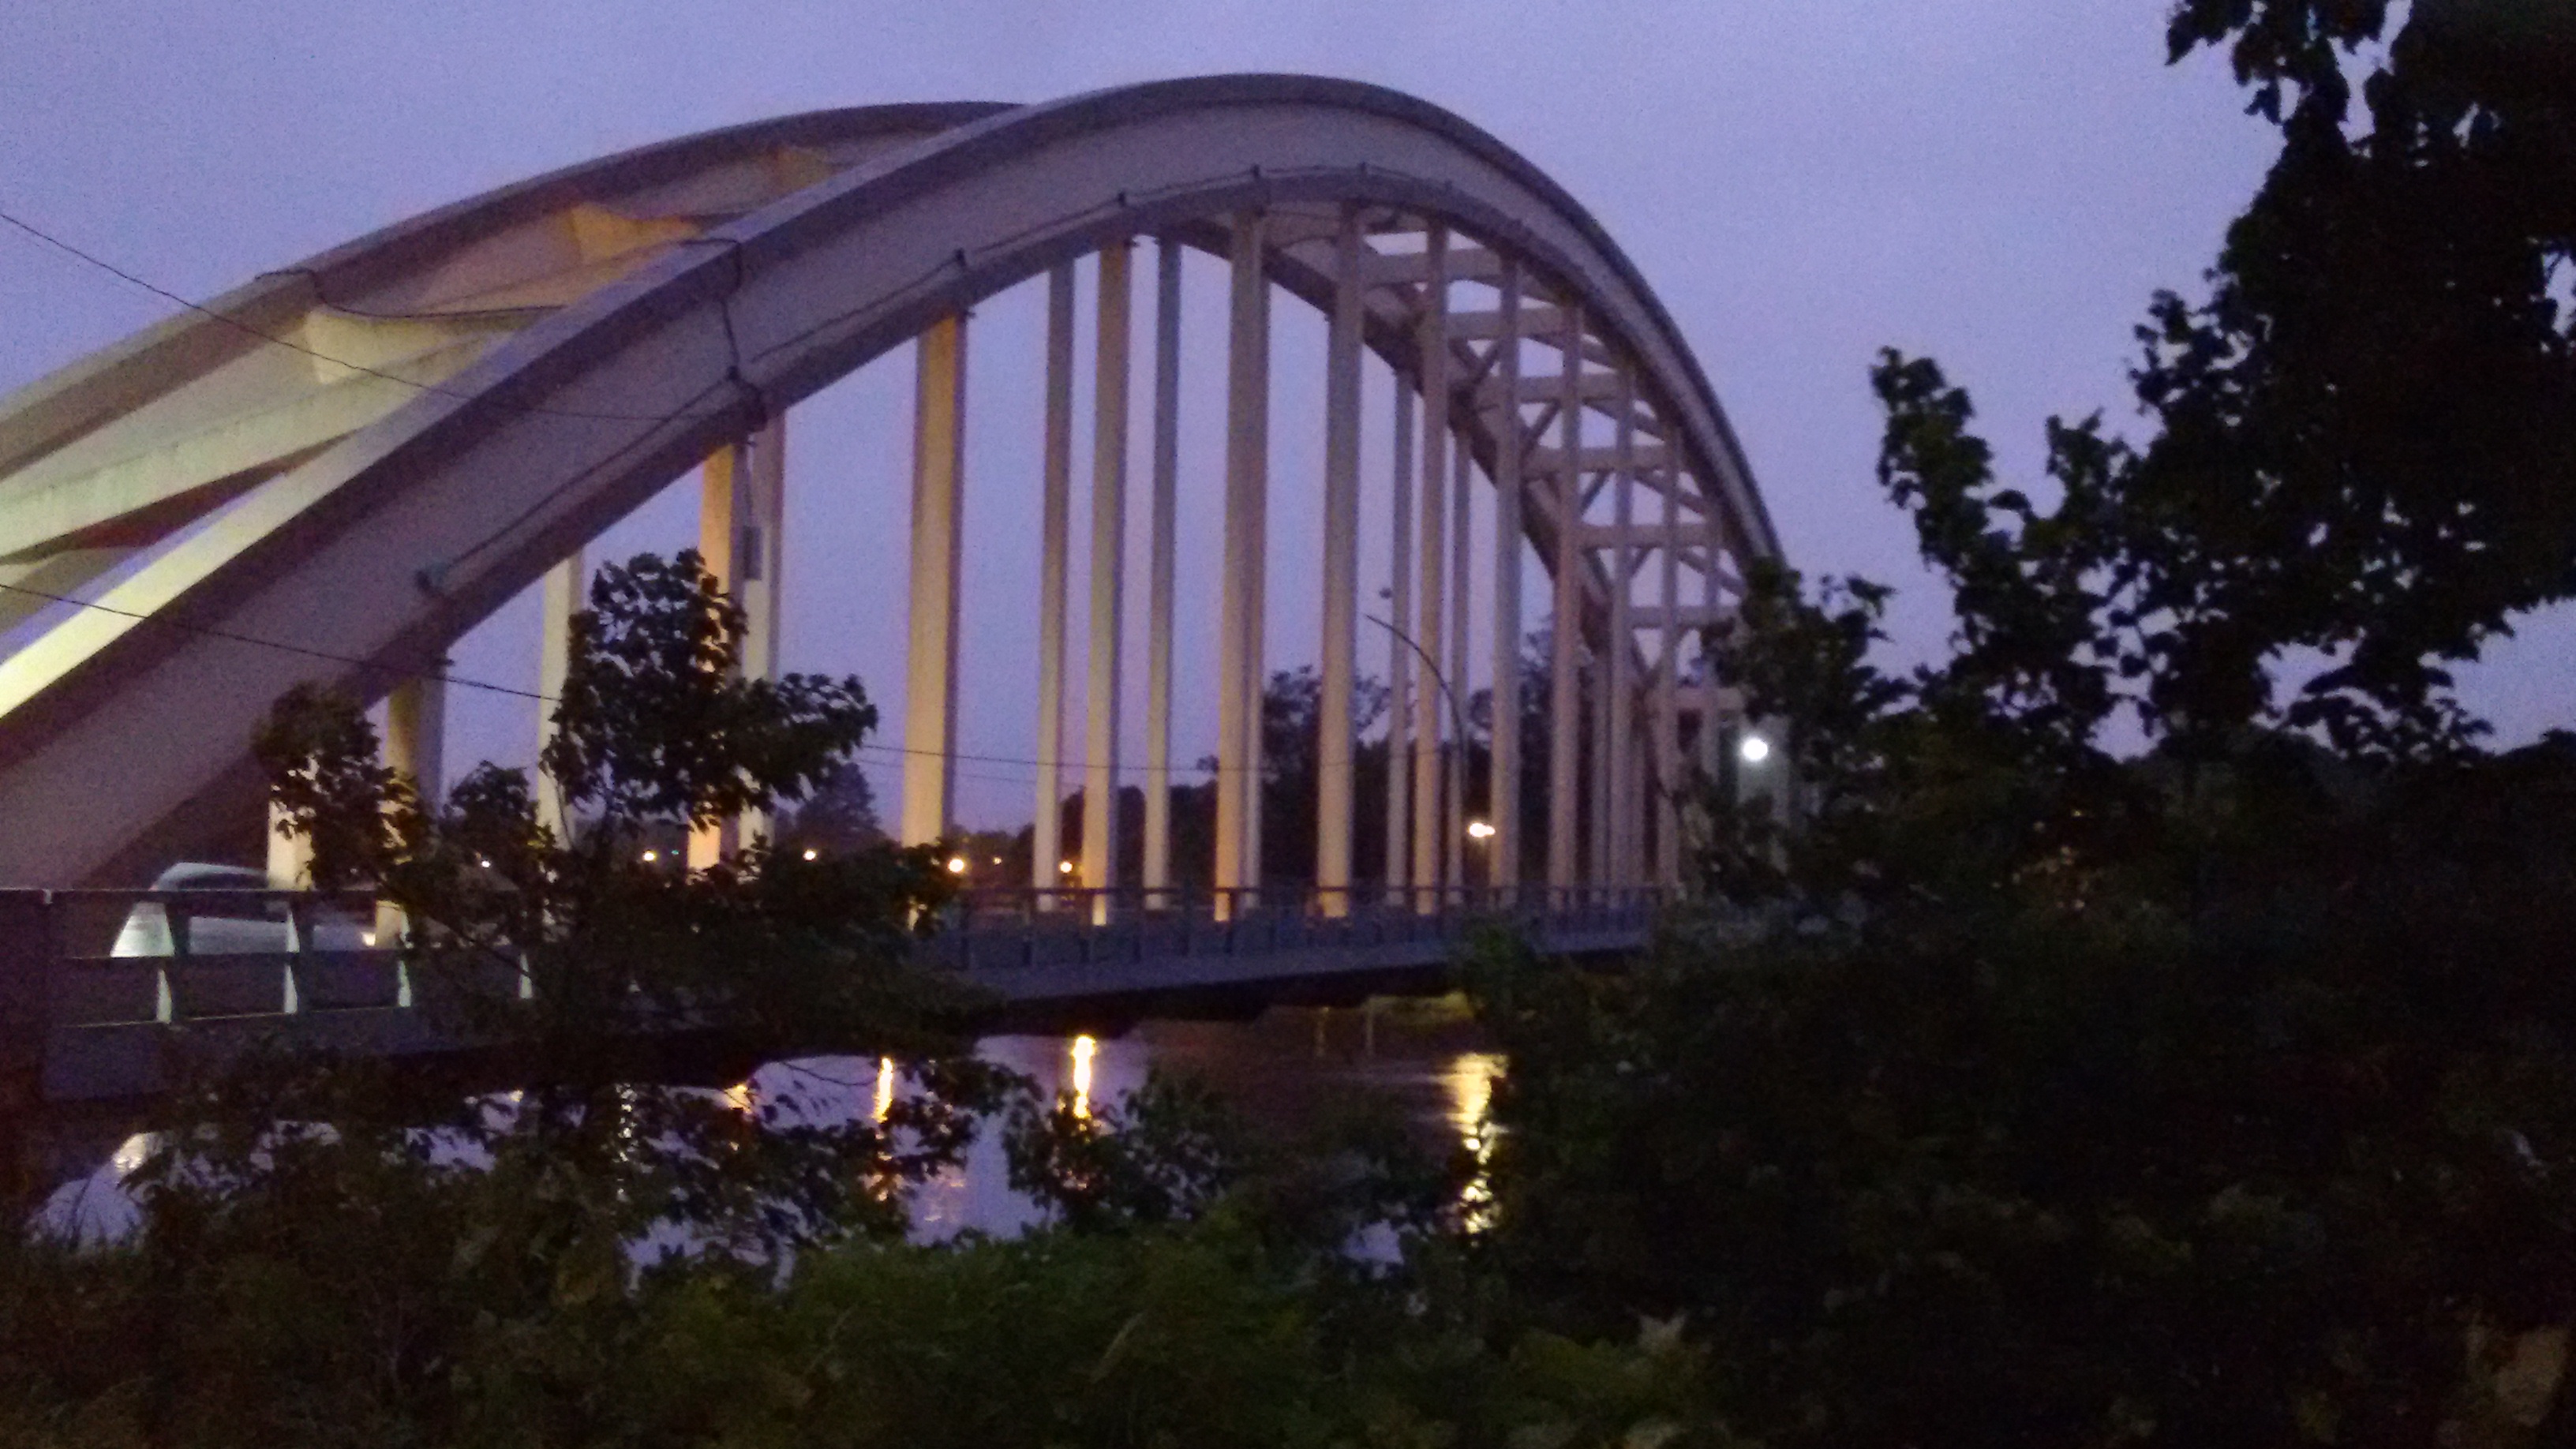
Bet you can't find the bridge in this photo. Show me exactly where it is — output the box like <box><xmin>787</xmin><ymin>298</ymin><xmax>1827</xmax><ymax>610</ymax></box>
<box><xmin>0</xmin><ymin>77</ymin><xmax>1780</xmax><ymax>1120</ymax></box>
<box><xmin>0</xmin><ymin>885</ymin><xmax>1659</xmax><ymax>1115</ymax></box>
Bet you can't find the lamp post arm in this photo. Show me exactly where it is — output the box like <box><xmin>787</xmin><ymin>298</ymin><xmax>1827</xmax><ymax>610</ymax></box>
<box><xmin>1364</xmin><ymin>612</ymin><xmax>1471</xmax><ymax>762</ymax></box>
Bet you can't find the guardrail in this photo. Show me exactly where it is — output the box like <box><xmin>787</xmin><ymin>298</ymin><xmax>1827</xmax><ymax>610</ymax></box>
<box><xmin>922</xmin><ymin>883</ymin><xmax>1661</xmax><ymax>973</ymax></box>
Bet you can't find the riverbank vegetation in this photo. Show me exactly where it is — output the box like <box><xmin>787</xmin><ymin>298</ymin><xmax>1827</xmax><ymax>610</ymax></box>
<box><xmin>6</xmin><ymin>2</ymin><xmax>2573</xmax><ymax>1443</ymax></box>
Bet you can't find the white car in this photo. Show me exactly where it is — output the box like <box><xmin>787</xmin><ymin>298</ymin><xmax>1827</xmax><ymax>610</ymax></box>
<box><xmin>109</xmin><ymin>863</ymin><xmax>374</xmax><ymax>1020</ymax></box>
<box><xmin>110</xmin><ymin>863</ymin><xmax>294</xmax><ymax>957</ymax></box>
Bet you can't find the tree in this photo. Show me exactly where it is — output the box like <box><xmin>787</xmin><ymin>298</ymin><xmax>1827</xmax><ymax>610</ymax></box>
<box><xmin>1250</xmin><ymin>665</ymin><xmax>1391</xmax><ymax>886</ymax></box>
<box><xmin>1468</xmin><ymin>14</ymin><xmax>2576</xmax><ymax>1423</ymax></box>
<box><xmin>2130</xmin><ymin>0</ymin><xmax>2576</xmax><ymax>751</ymax></box>
<box><xmin>0</xmin><ymin>552</ymin><xmax>1016</xmax><ymax>1443</ymax></box>
<box><xmin>1470</xmin><ymin>361</ymin><xmax>2576</xmax><ymax>1447</ymax></box>
<box><xmin>780</xmin><ymin>758</ymin><xmax>884</xmax><ymax>855</ymax></box>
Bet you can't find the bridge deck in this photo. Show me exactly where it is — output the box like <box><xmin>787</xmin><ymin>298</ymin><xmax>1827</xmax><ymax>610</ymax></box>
<box><xmin>0</xmin><ymin>889</ymin><xmax>1657</xmax><ymax>1113</ymax></box>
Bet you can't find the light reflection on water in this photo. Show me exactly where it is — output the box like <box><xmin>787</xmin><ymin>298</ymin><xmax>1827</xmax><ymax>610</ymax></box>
<box><xmin>871</xmin><ymin>1056</ymin><xmax>897</xmax><ymax>1122</ymax></box>
<box><xmin>1068</xmin><ymin>1035</ymin><xmax>1098</xmax><ymax>1119</ymax></box>
<box><xmin>1444</xmin><ymin>1052</ymin><xmax>1504</xmax><ymax>1230</ymax></box>
<box><xmin>903</xmin><ymin>1003</ymin><xmax>1500</xmax><ymax>1237</ymax></box>
<box><xmin>36</xmin><ymin>1004</ymin><xmax>1500</xmax><ymax>1245</ymax></box>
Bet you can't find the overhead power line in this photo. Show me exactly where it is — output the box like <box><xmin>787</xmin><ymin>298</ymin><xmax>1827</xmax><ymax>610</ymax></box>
<box><xmin>0</xmin><ymin>577</ymin><xmax>1246</xmax><ymax>779</ymax></box>
<box><xmin>0</xmin><ymin>205</ymin><xmax>693</xmax><ymax>423</ymax></box>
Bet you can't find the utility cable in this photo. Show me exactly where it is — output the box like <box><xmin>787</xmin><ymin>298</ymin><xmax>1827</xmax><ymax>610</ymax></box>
<box><xmin>0</xmin><ymin>206</ymin><xmax>697</xmax><ymax>423</ymax></box>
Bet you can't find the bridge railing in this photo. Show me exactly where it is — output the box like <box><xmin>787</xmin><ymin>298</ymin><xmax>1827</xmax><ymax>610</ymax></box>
<box><xmin>920</xmin><ymin>883</ymin><xmax>1663</xmax><ymax>973</ymax></box>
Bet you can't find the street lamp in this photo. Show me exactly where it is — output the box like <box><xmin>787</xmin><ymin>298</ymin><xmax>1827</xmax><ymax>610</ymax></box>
<box><xmin>1364</xmin><ymin>614</ymin><xmax>1470</xmax><ymax>766</ymax></box>
<box><xmin>1738</xmin><ymin>734</ymin><xmax>1771</xmax><ymax>765</ymax></box>
<box><xmin>1360</xmin><ymin>608</ymin><xmax>1484</xmax><ymax>902</ymax></box>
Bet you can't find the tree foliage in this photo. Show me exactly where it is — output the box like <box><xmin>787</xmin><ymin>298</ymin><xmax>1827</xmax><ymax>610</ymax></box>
<box><xmin>1473</xmin><ymin>119</ymin><xmax>2576</xmax><ymax>1448</ymax></box>
<box><xmin>2135</xmin><ymin>0</ymin><xmax>2576</xmax><ymax>748</ymax></box>
<box><xmin>1467</xmin><ymin>16</ymin><xmax>2576</xmax><ymax>1432</ymax></box>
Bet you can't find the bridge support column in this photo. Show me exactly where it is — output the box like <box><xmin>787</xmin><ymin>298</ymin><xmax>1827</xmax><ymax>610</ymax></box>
<box><xmin>690</xmin><ymin>439</ymin><xmax>747</xmax><ymax>869</ymax></box>
<box><xmin>1083</xmin><ymin>242</ymin><xmax>1131</xmax><ymax>925</ymax></box>
<box><xmin>1445</xmin><ymin>428</ymin><xmax>1473</xmax><ymax>896</ymax></box>
<box><xmin>537</xmin><ymin>550</ymin><xmax>583</xmax><ymax>843</ymax></box>
<box><xmin>281</xmin><ymin>671</ymin><xmax>444</xmax><ymax>887</ymax></box>
<box><xmin>1545</xmin><ymin>305</ymin><xmax>1586</xmax><ymax>903</ymax></box>
<box><xmin>355</xmin><ymin>671</ymin><xmax>445</xmax><ymax>941</ymax></box>
<box><xmin>1383</xmin><ymin>375</ymin><xmax>1415</xmax><ymax>908</ymax></box>
<box><xmin>1702</xmin><ymin>535</ymin><xmax>1728</xmax><ymax>791</ymax></box>
<box><xmin>257</xmin><ymin>796</ymin><xmax>311</xmax><ymax>889</ymax></box>
<box><xmin>1488</xmin><ymin>260</ymin><xmax>1524</xmax><ymax>901</ymax></box>
<box><xmin>1655</xmin><ymin>485</ymin><xmax>1682</xmax><ymax>889</ymax></box>
<box><xmin>1586</xmin><ymin>530</ymin><xmax>1613</xmax><ymax>884</ymax></box>
<box><xmin>1143</xmin><ymin>240</ymin><xmax>1181</xmax><ymax>908</ymax></box>
<box><xmin>1606</xmin><ymin>369</ymin><xmax>1638</xmax><ymax>889</ymax></box>
<box><xmin>900</xmin><ymin>314</ymin><xmax>968</xmax><ymax>848</ymax></box>
<box><xmin>1627</xmin><ymin>712</ymin><xmax>1651</xmax><ymax>896</ymax></box>
<box><xmin>741</xmin><ymin>419</ymin><xmax>787</xmax><ymax>846</ymax></box>
<box><xmin>688</xmin><ymin>418</ymin><xmax>784</xmax><ymax>866</ymax></box>
<box><xmin>1213</xmin><ymin>211</ymin><xmax>1269</xmax><ymax>920</ymax></box>
<box><xmin>1686</xmin><ymin>534</ymin><xmax>1735</xmax><ymax>872</ymax></box>
<box><xmin>1316</xmin><ymin>207</ymin><xmax>1364</xmax><ymax>919</ymax></box>
<box><xmin>1589</xmin><ymin>653</ymin><xmax>1612</xmax><ymax>891</ymax></box>
<box><xmin>386</xmin><ymin>675</ymin><xmax>447</xmax><ymax>809</ymax></box>
<box><xmin>1034</xmin><ymin>263</ymin><xmax>1076</xmax><ymax>904</ymax></box>
<box><xmin>1410</xmin><ymin>223</ymin><xmax>1449</xmax><ymax>912</ymax></box>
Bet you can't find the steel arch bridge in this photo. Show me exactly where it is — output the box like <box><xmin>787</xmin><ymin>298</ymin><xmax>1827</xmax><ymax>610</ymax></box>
<box><xmin>0</xmin><ymin>75</ymin><xmax>1777</xmax><ymax>909</ymax></box>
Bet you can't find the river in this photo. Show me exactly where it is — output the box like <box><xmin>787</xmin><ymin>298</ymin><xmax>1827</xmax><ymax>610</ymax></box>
<box><xmin>42</xmin><ymin>996</ymin><xmax>1503</xmax><ymax>1241</ymax></box>
<box><xmin>919</xmin><ymin>998</ymin><xmax>1501</xmax><ymax>1236</ymax></box>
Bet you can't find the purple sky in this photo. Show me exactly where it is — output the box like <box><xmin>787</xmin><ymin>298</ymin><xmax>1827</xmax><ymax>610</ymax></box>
<box><xmin>4</xmin><ymin>0</ymin><xmax>2565</xmax><ymax>828</ymax></box>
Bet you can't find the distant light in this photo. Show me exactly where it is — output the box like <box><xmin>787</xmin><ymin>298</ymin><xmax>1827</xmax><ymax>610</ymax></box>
<box><xmin>991</xmin><ymin>856</ymin><xmax>1002</xmax><ymax>865</ymax></box>
<box><xmin>359</xmin><ymin>930</ymin><xmax>377</xmax><ymax>949</ymax></box>
<box><xmin>477</xmin><ymin>857</ymin><xmax>492</xmax><ymax>869</ymax></box>
<box><xmin>1466</xmin><ymin>819</ymin><xmax>1496</xmax><ymax>841</ymax></box>
<box><xmin>1739</xmin><ymin>735</ymin><xmax>1772</xmax><ymax>766</ymax></box>
<box><xmin>945</xmin><ymin>855</ymin><xmax>968</xmax><ymax>874</ymax></box>
<box><xmin>1058</xmin><ymin>859</ymin><xmax>1075</xmax><ymax>875</ymax></box>
<box><xmin>803</xmin><ymin>848</ymin><xmax>820</xmax><ymax>861</ymax></box>
<box><xmin>641</xmin><ymin>849</ymin><xmax>659</xmax><ymax>863</ymax></box>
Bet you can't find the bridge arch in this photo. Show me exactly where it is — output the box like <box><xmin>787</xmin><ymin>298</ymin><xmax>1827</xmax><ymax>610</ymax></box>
<box><xmin>0</xmin><ymin>75</ymin><xmax>1777</xmax><ymax>892</ymax></box>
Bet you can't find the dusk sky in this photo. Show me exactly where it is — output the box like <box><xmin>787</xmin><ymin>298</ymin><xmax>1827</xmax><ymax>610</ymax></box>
<box><xmin>5</xmin><ymin>1</ymin><xmax>2566</xmax><ymax>829</ymax></box>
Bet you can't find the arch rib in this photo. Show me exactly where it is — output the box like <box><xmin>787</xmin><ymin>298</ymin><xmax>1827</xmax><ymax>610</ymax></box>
<box><xmin>0</xmin><ymin>75</ymin><xmax>1778</xmax><ymax>888</ymax></box>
